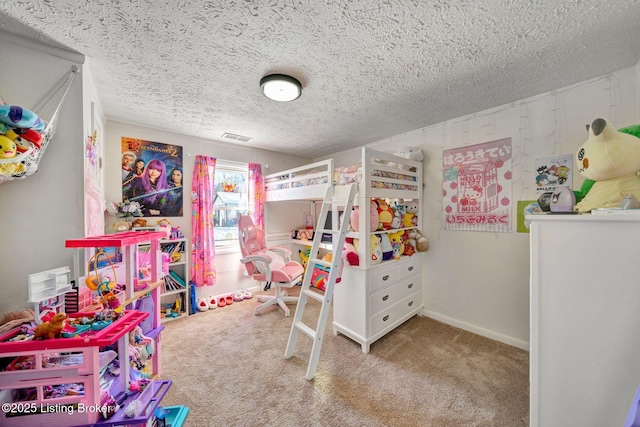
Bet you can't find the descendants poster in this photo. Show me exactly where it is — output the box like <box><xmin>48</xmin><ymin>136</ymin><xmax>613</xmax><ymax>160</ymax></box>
<box><xmin>121</xmin><ymin>137</ymin><xmax>183</xmax><ymax>217</ymax></box>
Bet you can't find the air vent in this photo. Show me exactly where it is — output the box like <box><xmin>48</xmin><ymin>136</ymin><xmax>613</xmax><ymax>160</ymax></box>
<box><xmin>221</xmin><ymin>132</ymin><xmax>252</xmax><ymax>143</ymax></box>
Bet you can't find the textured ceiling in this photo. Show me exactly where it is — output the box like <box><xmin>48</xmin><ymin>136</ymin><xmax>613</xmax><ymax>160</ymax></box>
<box><xmin>1</xmin><ymin>1</ymin><xmax>640</xmax><ymax>158</ymax></box>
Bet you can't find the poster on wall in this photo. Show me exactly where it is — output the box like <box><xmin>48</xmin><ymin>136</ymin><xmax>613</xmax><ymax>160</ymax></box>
<box><xmin>442</xmin><ymin>137</ymin><xmax>512</xmax><ymax>232</ymax></box>
<box><xmin>535</xmin><ymin>154</ymin><xmax>573</xmax><ymax>193</ymax></box>
<box><xmin>121</xmin><ymin>137</ymin><xmax>183</xmax><ymax>217</ymax></box>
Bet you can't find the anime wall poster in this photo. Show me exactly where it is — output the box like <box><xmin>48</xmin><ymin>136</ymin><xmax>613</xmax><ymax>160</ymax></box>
<box><xmin>535</xmin><ymin>154</ymin><xmax>573</xmax><ymax>193</ymax></box>
<box><xmin>442</xmin><ymin>138</ymin><xmax>513</xmax><ymax>232</ymax></box>
<box><xmin>121</xmin><ymin>137</ymin><xmax>183</xmax><ymax>217</ymax></box>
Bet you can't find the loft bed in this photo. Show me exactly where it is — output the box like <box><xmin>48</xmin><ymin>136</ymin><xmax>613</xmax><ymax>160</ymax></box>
<box><xmin>264</xmin><ymin>147</ymin><xmax>422</xmax><ymax>202</ymax></box>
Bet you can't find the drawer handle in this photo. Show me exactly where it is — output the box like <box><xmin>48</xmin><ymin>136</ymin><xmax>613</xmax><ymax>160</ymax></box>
<box><xmin>408</xmin><ymin>283</ymin><xmax>413</xmax><ymax>289</ymax></box>
<box><xmin>408</xmin><ymin>301</ymin><xmax>414</xmax><ymax>307</ymax></box>
<box><xmin>382</xmin><ymin>275</ymin><xmax>389</xmax><ymax>281</ymax></box>
<box><xmin>382</xmin><ymin>295</ymin><xmax>389</xmax><ymax>301</ymax></box>
<box><xmin>383</xmin><ymin>315</ymin><xmax>389</xmax><ymax>322</ymax></box>
<box><xmin>408</xmin><ymin>266</ymin><xmax>414</xmax><ymax>271</ymax></box>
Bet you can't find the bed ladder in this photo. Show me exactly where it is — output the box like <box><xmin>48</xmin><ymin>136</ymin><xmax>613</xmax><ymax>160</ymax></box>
<box><xmin>285</xmin><ymin>183</ymin><xmax>357</xmax><ymax>380</ymax></box>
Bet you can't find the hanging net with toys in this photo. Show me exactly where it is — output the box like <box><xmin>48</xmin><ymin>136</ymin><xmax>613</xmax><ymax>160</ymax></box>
<box><xmin>0</xmin><ymin>65</ymin><xmax>79</xmax><ymax>183</ymax></box>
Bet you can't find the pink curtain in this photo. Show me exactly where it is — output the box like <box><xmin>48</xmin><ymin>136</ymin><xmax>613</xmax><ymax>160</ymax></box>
<box><xmin>191</xmin><ymin>156</ymin><xmax>216</xmax><ymax>286</ymax></box>
<box><xmin>248</xmin><ymin>163</ymin><xmax>265</xmax><ymax>230</ymax></box>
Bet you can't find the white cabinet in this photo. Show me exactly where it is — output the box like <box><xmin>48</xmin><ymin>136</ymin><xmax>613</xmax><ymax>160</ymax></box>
<box><xmin>333</xmin><ymin>255</ymin><xmax>422</xmax><ymax>353</ymax></box>
<box><xmin>528</xmin><ymin>214</ymin><xmax>640</xmax><ymax>427</ymax></box>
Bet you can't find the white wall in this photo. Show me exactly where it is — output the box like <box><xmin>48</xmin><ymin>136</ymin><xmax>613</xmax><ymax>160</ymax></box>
<box><xmin>102</xmin><ymin>120</ymin><xmax>312</xmax><ymax>300</ymax></box>
<box><xmin>320</xmin><ymin>66</ymin><xmax>640</xmax><ymax>349</ymax></box>
<box><xmin>0</xmin><ymin>32</ymin><xmax>86</xmax><ymax>313</ymax></box>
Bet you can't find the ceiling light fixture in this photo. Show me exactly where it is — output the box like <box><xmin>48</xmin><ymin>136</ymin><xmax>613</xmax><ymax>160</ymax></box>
<box><xmin>260</xmin><ymin>74</ymin><xmax>302</xmax><ymax>102</ymax></box>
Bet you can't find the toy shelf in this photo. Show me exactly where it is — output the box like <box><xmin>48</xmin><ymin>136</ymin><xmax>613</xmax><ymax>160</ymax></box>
<box><xmin>0</xmin><ymin>310</ymin><xmax>147</xmax><ymax>352</ymax></box>
<box><xmin>65</xmin><ymin>231</ymin><xmax>166</xmax><ymax>380</ymax></box>
<box><xmin>0</xmin><ymin>310</ymin><xmax>146</xmax><ymax>427</ymax></box>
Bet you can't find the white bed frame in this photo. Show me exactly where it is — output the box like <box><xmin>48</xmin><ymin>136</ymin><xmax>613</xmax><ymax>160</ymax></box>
<box><xmin>264</xmin><ymin>147</ymin><xmax>422</xmax><ymax>202</ymax></box>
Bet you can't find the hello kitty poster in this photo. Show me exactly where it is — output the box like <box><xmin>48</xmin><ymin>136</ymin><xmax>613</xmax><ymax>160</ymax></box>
<box><xmin>442</xmin><ymin>138</ymin><xmax>512</xmax><ymax>232</ymax></box>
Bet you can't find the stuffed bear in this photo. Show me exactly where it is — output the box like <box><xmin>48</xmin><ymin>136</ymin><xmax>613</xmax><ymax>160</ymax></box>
<box><xmin>574</xmin><ymin>118</ymin><xmax>640</xmax><ymax>213</ymax></box>
<box><xmin>393</xmin><ymin>147</ymin><xmax>424</xmax><ymax>171</ymax></box>
<box><xmin>402</xmin><ymin>200</ymin><xmax>419</xmax><ymax>228</ymax></box>
<box><xmin>113</xmin><ymin>220</ymin><xmax>131</xmax><ymax>231</ymax></box>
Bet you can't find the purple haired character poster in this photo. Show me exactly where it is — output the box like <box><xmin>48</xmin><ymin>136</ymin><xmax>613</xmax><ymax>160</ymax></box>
<box><xmin>121</xmin><ymin>137</ymin><xmax>183</xmax><ymax>217</ymax></box>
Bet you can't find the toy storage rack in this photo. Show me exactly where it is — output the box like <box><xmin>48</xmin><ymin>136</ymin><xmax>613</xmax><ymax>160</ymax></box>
<box><xmin>65</xmin><ymin>231</ymin><xmax>167</xmax><ymax>380</ymax></box>
<box><xmin>0</xmin><ymin>310</ymin><xmax>147</xmax><ymax>427</ymax></box>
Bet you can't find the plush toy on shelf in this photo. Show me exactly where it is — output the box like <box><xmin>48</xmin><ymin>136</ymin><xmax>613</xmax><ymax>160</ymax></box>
<box><xmin>407</xmin><ymin>229</ymin><xmax>429</xmax><ymax>252</ymax></box>
<box><xmin>392</xmin><ymin>146</ymin><xmax>424</xmax><ymax>171</ymax></box>
<box><xmin>402</xmin><ymin>200</ymin><xmax>419</xmax><ymax>228</ymax></box>
<box><xmin>156</xmin><ymin>218</ymin><xmax>172</xmax><ymax>238</ymax></box>
<box><xmin>376</xmin><ymin>199</ymin><xmax>394</xmax><ymax>230</ymax></box>
<box><xmin>573</xmin><ymin>118</ymin><xmax>640</xmax><ymax>212</ymax></box>
<box><xmin>33</xmin><ymin>312</ymin><xmax>67</xmax><ymax>340</ymax></box>
<box><xmin>388</xmin><ymin>230</ymin><xmax>405</xmax><ymax>259</ymax></box>
<box><xmin>113</xmin><ymin>220</ymin><xmax>132</xmax><ymax>231</ymax></box>
<box><xmin>342</xmin><ymin>239</ymin><xmax>360</xmax><ymax>267</ymax></box>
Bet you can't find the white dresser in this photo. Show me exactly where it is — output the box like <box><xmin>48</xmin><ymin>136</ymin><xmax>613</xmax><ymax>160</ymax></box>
<box><xmin>528</xmin><ymin>214</ymin><xmax>640</xmax><ymax>427</ymax></box>
<box><xmin>333</xmin><ymin>255</ymin><xmax>423</xmax><ymax>353</ymax></box>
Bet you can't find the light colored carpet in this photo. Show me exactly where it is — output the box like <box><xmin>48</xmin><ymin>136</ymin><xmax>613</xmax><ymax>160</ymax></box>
<box><xmin>160</xmin><ymin>288</ymin><xmax>529</xmax><ymax>426</ymax></box>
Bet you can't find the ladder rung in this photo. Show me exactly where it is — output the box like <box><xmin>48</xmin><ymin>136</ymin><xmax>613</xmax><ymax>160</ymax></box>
<box><xmin>303</xmin><ymin>289</ymin><xmax>324</xmax><ymax>302</ymax></box>
<box><xmin>294</xmin><ymin>321</ymin><xmax>317</xmax><ymax>339</ymax></box>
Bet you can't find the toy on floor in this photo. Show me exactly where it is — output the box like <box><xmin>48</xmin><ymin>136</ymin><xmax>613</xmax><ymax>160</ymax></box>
<box><xmin>34</xmin><ymin>312</ymin><xmax>67</xmax><ymax>339</ymax></box>
<box><xmin>574</xmin><ymin>118</ymin><xmax>640</xmax><ymax>212</ymax></box>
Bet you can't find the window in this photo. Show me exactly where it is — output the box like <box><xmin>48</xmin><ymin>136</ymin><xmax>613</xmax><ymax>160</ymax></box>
<box><xmin>214</xmin><ymin>161</ymin><xmax>248</xmax><ymax>246</ymax></box>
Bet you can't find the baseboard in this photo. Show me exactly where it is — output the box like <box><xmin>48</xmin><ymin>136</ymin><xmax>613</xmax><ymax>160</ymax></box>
<box><xmin>421</xmin><ymin>309</ymin><xmax>530</xmax><ymax>351</ymax></box>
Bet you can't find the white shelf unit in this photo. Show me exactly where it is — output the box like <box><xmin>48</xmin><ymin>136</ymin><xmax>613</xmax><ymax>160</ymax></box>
<box><xmin>140</xmin><ymin>238</ymin><xmax>190</xmax><ymax>322</ymax></box>
<box><xmin>27</xmin><ymin>266</ymin><xmax>73</xmax><ymax>323</ymax></box>
<box><xmin>334</xmin><ymin>149</ymin><xmax>424</xmax><ymax>353</ymax></box>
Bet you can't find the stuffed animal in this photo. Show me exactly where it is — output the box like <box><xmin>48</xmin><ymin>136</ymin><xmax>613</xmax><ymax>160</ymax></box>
<box><xmin>113</xmin><ymin>220</ymin><xmax>131</xmax><ymax>231</ymax></box>
<box><xmin>393</xmin><ymin>146</ymin><xmax>424</xmax><ymax>171</ymax></box>
<box><xmin>0</xmin><ymin>135</ymin><xmax>17</xmax><ymax>158</ymax></box>
<box><xmin>156</xmin><ymin>218</ymin><xmax>172</xmax><ymax>238</ymax></box>
<box><xmin>34</xmin><ymin>312</ymin><xmax>67</xmax><ymax>339</ymax></box>
<box><xmin>349</xmin><ymin>200</ymin><xmax>379</xmax><ymax>232</ymax></box>
<box><xmin>574</xmin><ymin>118</ymin><xmax>640</xmax><ymax>212</ymax></box>
<box><xmin>299</xmin><ymin>249</ymin><xmax>310</xmax><ymax>270</ymax></box>
<box><xmin>376</xmin><ymin>199</ymin><xmax>394</xmax><ymax>230</ymax></box>
<box><xmin>131</xmin><ymin>218</ymin><xmax>147</xmax><ymax>228</ymax></box>
<box><xmin>403</xmin><ymin>200</ymin><xmax>419</xmax><ymax>228</ymax></box>
<box><xmin>408</xmin><ymin>229</ymin><xmax>429</xmax><ymax>252</ymax></box>
<box><xmin>353</xmin><ymin>235</ymin><xmax>382</xmax><ymax>264</ymax></box>
<box><xmin>379</xmin><ymin>233</ymin><xmax>393</xmax><ymax>260</ymax></box>
<box><xmin>388</xmin><ymin>230</ymin><xmax>405</xmax><ymax>259</ymax></box>
<box><xmin>342</xmin><ymin>239</ymin><xmax>359</xmax><ymax>266</ymax></box>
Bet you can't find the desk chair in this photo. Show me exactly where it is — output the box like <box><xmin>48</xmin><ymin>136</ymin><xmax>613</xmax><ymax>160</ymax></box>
<box><xmin>238</xmin><ymin>215</ymin><xmax>304</xmax><ymax>317</ymax></box>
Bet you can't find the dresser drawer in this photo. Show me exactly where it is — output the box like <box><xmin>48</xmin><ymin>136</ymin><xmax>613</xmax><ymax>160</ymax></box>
<box><xmin>397</xmin><ymin>258</ymin><xmax>421</xmax><ymax>281</ymax></box>
<box><xmin>370</xmin><ymin>265</ymin><xmax>398</xmax><ymax>293</ymax></box>
<box><xmin>369</xmin><ymin>276</ymin><xmax>420</xmax><ymax>315</ymax></box>
<box><xmin>370</xmin><ymin>293</ymin><xmax>421</xmax><ymax>336</ymax></box>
